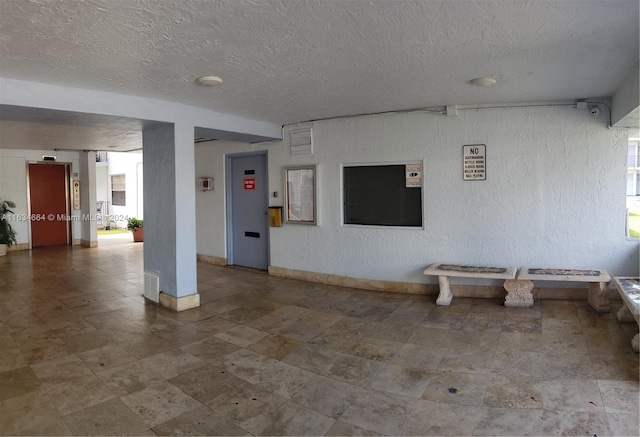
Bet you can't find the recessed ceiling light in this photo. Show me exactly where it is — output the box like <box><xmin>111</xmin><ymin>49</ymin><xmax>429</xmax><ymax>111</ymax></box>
<box><xmin>108</xmin><ymin>145</ymin><xmax>118</xmax><ymax>148</ymax></box>
<box><xmin>469</xmin><ymin>77</ymin><xmax>497</xmax><ymax>87</ymax></box>
<box><xmin>196</xmin><ymin>76</ymin><xmax>223</xmax><ymax>87</ymax></box>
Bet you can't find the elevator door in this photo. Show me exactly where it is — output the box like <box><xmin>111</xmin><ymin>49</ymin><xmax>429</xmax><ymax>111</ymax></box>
<box><xmin>29</xmin><ymin>164</ymin><xmax>69</xmax><ymax>247</ymax></box>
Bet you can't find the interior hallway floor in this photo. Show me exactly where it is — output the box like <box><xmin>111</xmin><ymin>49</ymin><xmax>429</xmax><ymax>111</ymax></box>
<box><xmin>0</xmin><ymin>244</ymin><xmax>638</xmax><ymax>436</ymax></box>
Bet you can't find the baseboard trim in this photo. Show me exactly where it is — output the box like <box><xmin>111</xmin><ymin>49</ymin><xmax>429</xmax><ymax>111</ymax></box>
<box><xmin>159</xmin><ymin>292</ymin><xmax>200</xmax><ymax>312</ymax></box>
<box><xmin>267</xmin><ymin>266</ymin><xmax>619</xmax><ymax>301</ymax></box>
<box><xmin>268</xmin><ymin>266</ymin><xmax>437</xmax><ymax>295</ymax></box>
<box><xmin>81</xmin><ymin>240</ymin><xmax>98</xmax><ymax>248</ymax></box>
<box><xmin>7</xmin><ymin>243</ymin><xmax>28</xmax><ymax>252</ymax></box>
<box><xmin>197</xmin><ymin>254</ymin><xmax>227</xmax><ymax>266</ymax></box>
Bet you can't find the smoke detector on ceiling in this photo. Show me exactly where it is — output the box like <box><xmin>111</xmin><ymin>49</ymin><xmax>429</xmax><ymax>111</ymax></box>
<box><xmin>196</xmin><ymin>76</ymin><xmax>223</xmax><ymax>87</ymax></box>
<box><xmin>469</xmin><ymin>77</ymin><xmax>497</xmax><ymax>87</ymax></box>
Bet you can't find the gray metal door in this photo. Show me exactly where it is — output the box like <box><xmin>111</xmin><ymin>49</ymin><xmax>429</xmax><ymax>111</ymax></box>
<box><xmin>230</xmin><ymin>153</ymin><xmax>268</xmax><ymax>270</ymax></box>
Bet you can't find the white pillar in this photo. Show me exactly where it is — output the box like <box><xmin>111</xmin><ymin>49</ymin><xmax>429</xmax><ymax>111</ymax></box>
<box><xmin>143</xmin><ymin>123</ymin><xmax>198</xmax><ymax>311</ymax></box>
<box><xmin>79</xmin><ymin>151</ymin><xmax>97</xmax><ymax>247</ymax></box>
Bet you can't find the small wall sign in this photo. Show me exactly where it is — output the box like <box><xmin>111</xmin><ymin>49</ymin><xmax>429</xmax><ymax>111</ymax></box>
<box><xmin>243</xmin><ymin>178</ymin><xmax>256</xmax><ymax>190</ymax></box>
<box><xmin>405</xmin><ymin>163</ymin><xmax>423</xmax><ymax>187</ymax></box>
<box><xmin>463</xmin><ymin>144</ymin><xmax>486</xmax><ymax>181</ymax></box>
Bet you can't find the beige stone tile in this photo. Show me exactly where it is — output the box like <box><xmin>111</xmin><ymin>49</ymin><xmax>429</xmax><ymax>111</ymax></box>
<box><xmin>339</xmin><ymin>336</ymin><xmax>403</xmax><ymax>362</ymax></box>
<box><xmin>255</xmin><ymin>400</ymin><xmax>335</xmax><ymax>436</ymax></box>
<box><xmin>483</xmin><ymin>375</ymin><xmax>543</xmax><ymax>409</ymax></box>
<box><xmin>120</xmin><ymin>381</ymin><xmax>201</xmax><ymax>428</ymax></box>
<box><xmin>490</xmin><ymin>350</ymin><xmax>543</xmax><ymax>378</ymax></box>
<box><xmin>542</xmin><ymin>378</ymin><xmax>605</xmax><ymax>412</ymax></box>
<box><xmin>191</xmin><ymin>315</ymin><xmax>239</xmax><ymax>334</ymax></box>
<box><xmin>246</xmin><ymin>334</ymin><xmax>303</xmax><ymax>360</ymax></box>
<box><xmin>542</xmin><ymin>332</ymin><xmax>589</xmax><ymax>354</ymax></box>
<box><xmin>368</xmin><ymin>363</ymin><xmax>435</xmax><ymax>398</ymax></box>
<box><xmin>220</xmin><ymin>349</ymin><xmax>278</xmax><ymax>382</ymax></box>
<box><xmin>0</xmin><ymin>365</ymin><xmax>41</xmax><ymax>401</ymax></box>
<box><xmin>155</xmin><ymin>324</ymin><xmax>212</xmax><ymax>346</ymax></box>
<box><xmin>152</xmin><ymin>405</ymin><xmax>249</xmax><ymax>436</ymax></box>
<box><xmin>407</xmin><ymin>326</ymin><xmax>459</xmax><ymax>348</ymax></box>
<box><xmin>383</xmin><ymin>310</ymin><xmax>427</xmax><ymax>327</ymax></box>
<box><xmin>501</xmin><ymin>317</ymin><xmax>542</xmax><ymax>333</ymax></box>
<box><xmin>597</xmin><ymin>379</ymin><xmax>640</xmax><ymax>414</ymax></box>
<box><xmin>282</xmin><ymin>344</ymin><xmax>340</xmax><ymax>374</ymax></box>
<box><xmin>119</xmin><ymin>335</ymin><xmax>175</xmax><ymax>359</ymax></box>
<box><xmin>168</xmin><ymin>363</ymin><xmax>244</xmax><ymax>403</ymax></box>
<box><xmin>422</xmin><ymin>371</ymin><xmax>492</xmax><ymax>406</ymax></box>
<box><xmin>0</xmin><ymin>346</ymin><xmax>27</xmax><ymax>372</ymax></box>
<box><xmin>277</xmin><ymin>320</ymin><xmax>328</xmax><ymax>342</ymax></box>
<box><xmin>340</xmin><ymin>388</ymin><xmax>417</xmax><ymax>435</ymax></box>
<box><xmin>367</xmin><ymin>321</ymin><xmax>415</xmax><ymax>343</ymax></box>
<box><xmin>329</xmin><ymin>317</ymin><xmax>377</xmax><ymax>336</ymax></box>
<box><xmin>97</xmin><ymin>360</ymin><xmax>166</xmax><ymax>396</ymax></box>
<box><xmin>451</xmin><ymin>330</ymin><xmax>501</xmax><ymax>351</ymax></box>
<box><xmin>0</xmin><ymin>389</ymin><xmax>72</xmax><ymax>436</ymax></box>
<box><xmin>269</xmin><ymin>304</ymin><xmax>311</xmax><ymax>320</ymax></box>
<box><xmin>389</xmin><ymin>342</ymin><xmax>447</xmax><ymax>371</ymax></box>
<box><xmin>18</xmin><ymin>337</ymin><xmax>72</xmax><ymax>364</ymax></box>
<box><xmin>215</xmin><ymin>325</ymin><xmax>270</xmax><ymax>347</ymax></box>
<box><xmin>199</xmin><ymin>300</ymin><xmax>240</xmax><ymax>315</ymax></box>
<box><xmin>325</xmin><ymin>354</ymin><xmax>386</xmax><ymax>387</ymax></box>
<box><xmin>77</xmin><ymin>343</ymin><xmax>137</xmax><ymax>371</ymax></box>
<box><xmin>461</xmin><ymin>315</ymin><xmax>504</xmax><ymax>332</ymax></box>
<box><xmin>60</xmin><ymin>330</ymin><xmax>114</xmax><ymax>354</ymax></box>
<box><xmin>496</xmin><ymin>331</ymin><xmax>542</xmax><ymax>353</ymax></box>
<box><xmin>291</xmin><ymin>375</ymin><xmax>361</xmax><ymax>420</ymax></box>
<box><xmin>325</xmin><ymin>420</ymin><xmax>382</xmax><ymax>436</ymax></box>
<box><xmin>45</xmin><ymin>373</ymin><xmax>116</xmax><ymax>416</ymax></box>
<box><xmin>178</xmin><ymin>336</ymin><xmax>240</xmax><ymax>361</ymax></box>
<box><xmin>248</xmin><ymin>361</ymin><xmax>315</xmax><ymax>399</ymax></box>
<box><xmin>542</xmin><ymin>317</ymin><xmax>583</xmax><ymax>334</ymax></box>
<box><xmin>421</xmin><ymin>312</ymin><xmax>465</xmax><ymax>330</ymax></box>
<box><xmin>402</xmin><ymin>399</ymin><xmax>484</xmax><ymax>436</ymax></box>
<box><xmin>141</xmin><ymin>349</ymin><xmax>205</xmax><ymax>379</ymax></box>
<box><xmin>590</xmin><ymin>351</ymin><xmax>639</xmax><ymax>380</ymax></box>
<box><xmin>242</xmin><ymin>314</ymin><xmax>294</xmax><ymax>333</ymax></box>
<box><xmin>543</xmin><ymin>352</ymin><xmax>593</xmax><ymax>378</ymax></box>
<box><xmin>438</xmin><ymin>347</ymin><xmax>497</xmax><ymax>374</ymax></box>
<box><xmin>607</xmin><ymin>412</ymin><xmax>640</xmax><ymax>437</ymax></box>
<box><xmin>31</xmin><ymin>354</ymin><xmax>93</xmax><ymax>387</ymax></box>
<box><xmin>472</xmin><ymin>407</ymin><xmax>546</xmax><ymax>436</ymax></box>
<box><xmin>540</xmin><ymin>410</ymin><xmax>612</xmax><ymax>436</ymax></box>
<box><xmin>207</xmin><ymin>381</ymin><xmax>288</xmax><ymax>435</ymax></box>
<box><xmin>62</xmin><ymin>398</ymin><xmax>149</xmax><ymax>436</ymax></box>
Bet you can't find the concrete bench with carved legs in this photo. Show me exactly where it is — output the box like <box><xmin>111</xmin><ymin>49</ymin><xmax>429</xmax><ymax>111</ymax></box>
<box><xmin>512</xmin><ymin>268</ymin><xmax>611</xmax><ymax>312</ymax></box>
<box><xmin>611</xmin><ymin>277</ymin><xmax>640</xmax><ymax>353</ymax></box>
<box><xmin>423</xmin><ymin>263</ymin><xmax>517</xmax><ymax>306</ymax></box>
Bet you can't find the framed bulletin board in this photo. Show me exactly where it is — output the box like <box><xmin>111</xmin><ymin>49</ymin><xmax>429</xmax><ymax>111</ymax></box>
<box><xmin>285</xmin><ymin>165</ymin><xmax>317</xmax><ymax>224</ymax></box>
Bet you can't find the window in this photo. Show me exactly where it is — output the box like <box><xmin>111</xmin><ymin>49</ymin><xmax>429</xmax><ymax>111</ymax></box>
<box><xmin>111</xmin><ymin>174</ymin><xmax>126</xmax><ymax>206</ymax></box>
<box><xmin>343</xmin><ymin>164</ymin><xmax>422</xmax><ymax>227</ymax></box>
<box><xmin>626</xmin><ymin>139</ymin><xmax>640</xmax><ymax>237</ymax></box>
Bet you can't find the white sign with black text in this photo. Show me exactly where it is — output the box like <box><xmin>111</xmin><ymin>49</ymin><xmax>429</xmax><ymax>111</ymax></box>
<box><xmin>463</xmin><ymin>144</ymin><xmax>486</xmax><ymax>181</ymax></box>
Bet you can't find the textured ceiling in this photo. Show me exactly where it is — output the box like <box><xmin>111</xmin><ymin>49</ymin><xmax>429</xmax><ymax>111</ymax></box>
<box><xmin>0</xmin><ymin>0</ymin><xmax>638</xmax><ymax>126</ymax></box>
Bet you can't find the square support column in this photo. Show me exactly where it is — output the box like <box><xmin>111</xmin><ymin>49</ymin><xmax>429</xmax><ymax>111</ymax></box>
<box><xmin>79</xmin><ymin>151</ymin><xmax>97</xmax><ymax>247</ymax></box>
<box><xmin>143</xmin><ymin>123</ymin><xmax>199</xmax><ymax>311</ymax></box>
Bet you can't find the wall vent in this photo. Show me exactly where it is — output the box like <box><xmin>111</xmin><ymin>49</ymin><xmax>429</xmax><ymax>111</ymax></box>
<box><xmin>144</xmin><ymin>272</ymin><xmax>160</xmax><ymax>302</ymax></box>
<box><xmin>290</xmin><ymin>128</ymin><xmax>313</xmax><ymax>155</ymax></box>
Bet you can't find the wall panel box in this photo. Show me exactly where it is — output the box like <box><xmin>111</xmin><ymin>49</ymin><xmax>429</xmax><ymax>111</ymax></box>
<box><xmin>269</xmin><ymin>207</ymin><xmax>283</xmax><ymax>227</ymax></box>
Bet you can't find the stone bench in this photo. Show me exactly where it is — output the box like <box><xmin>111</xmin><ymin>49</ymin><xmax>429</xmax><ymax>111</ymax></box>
<box><xmin>423</xmin><ymin>263</ymin><xmax>517</xmax><ymax>306</ymax></box>
<box><xmin>514</xmin><ymin>268</ymin><xmax>611</xmax><ymax>312</ymax></box>
<box><xmin>611</xmin><ymin>277</ymin><xmax>640</xmax><ymax>352</ymax></box>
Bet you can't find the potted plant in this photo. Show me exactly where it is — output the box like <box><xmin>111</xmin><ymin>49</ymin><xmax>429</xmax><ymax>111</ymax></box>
<box><xmin>127</xmin><ymin>217</ymin><xmax>144</xmax><ymax>242</ymax></box>
<box><xmin>0</xmin><ymin>199</ymin><xmax>17</xmax><ymax>256</ymax></box>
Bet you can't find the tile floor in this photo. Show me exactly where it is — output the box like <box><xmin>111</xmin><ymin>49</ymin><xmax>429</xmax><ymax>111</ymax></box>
<box><xmin>0</xmin><ymin>244</ymin><xmax>638</xmax><ymax>436</ymax></box>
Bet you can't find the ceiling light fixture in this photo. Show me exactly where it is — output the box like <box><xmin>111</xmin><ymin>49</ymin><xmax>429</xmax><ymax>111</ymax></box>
<box><xmin>469</xmin><ymin>77</ymin><xmax>497</xmax><ymax>87</ymax></box>
<box><xmin>195</xmin><ymin>76</ymin><xmax>223</xmax><ymax>87</ymax></box>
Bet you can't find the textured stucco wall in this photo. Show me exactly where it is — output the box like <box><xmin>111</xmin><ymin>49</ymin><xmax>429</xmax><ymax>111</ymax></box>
<box><xmin>196</xmin><ymin>107</ymin><xmax>636</xmax><ymax>284</ymax></box>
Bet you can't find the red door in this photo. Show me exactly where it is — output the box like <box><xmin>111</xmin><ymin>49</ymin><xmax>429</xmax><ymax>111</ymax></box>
<box><xmin>29</xmin><ymin>164</ymin><xmax>69</xmax><ymax>247</ymax></box>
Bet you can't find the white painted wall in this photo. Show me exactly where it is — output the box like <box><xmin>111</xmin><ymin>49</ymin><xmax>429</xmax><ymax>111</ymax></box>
<box><xmin>196</xmin><ymin>107</ymin><xmax>637</xmax><ymax>284</ymax></box>
<box><xmin>612</xmin><ymin>61</ymin><xmax>639</xmax><ymax>127</ymax></box>
<box><xmin>0</xmin><ymin>149</ymin><xmax>82</xmax><ymax>246</ymax></box>
<box><xmin>106</xmin><ymin>151</ymin><xmax>143</xmax><ymax>227</ymax></box>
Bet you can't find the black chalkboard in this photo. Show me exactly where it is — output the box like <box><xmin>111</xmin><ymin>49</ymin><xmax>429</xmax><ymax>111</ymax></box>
<box><xmin>343</xmin><ymin>165</ymin><xmax>422</xmax><ymax>226</ymax></box>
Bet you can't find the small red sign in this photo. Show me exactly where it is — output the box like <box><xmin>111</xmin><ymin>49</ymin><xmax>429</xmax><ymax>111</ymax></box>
<box><xmin>243</xmin><ymin>178</ymin><xmax>256</xmax><ymax>190</ymax></box>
